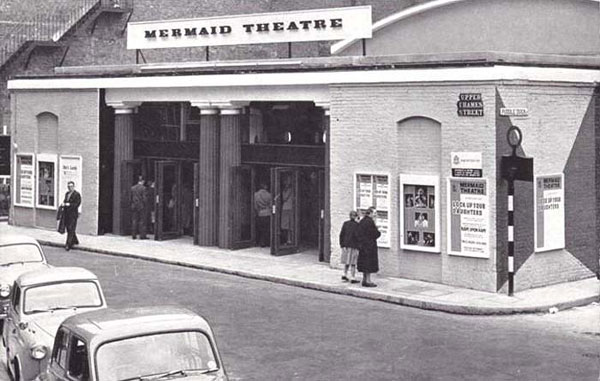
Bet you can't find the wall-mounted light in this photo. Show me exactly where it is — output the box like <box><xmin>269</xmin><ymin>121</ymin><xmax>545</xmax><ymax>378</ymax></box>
<box><xmin>284</xmin><ymin>131</ymin><xmax>292</xmax><ymax>143</ymax></box>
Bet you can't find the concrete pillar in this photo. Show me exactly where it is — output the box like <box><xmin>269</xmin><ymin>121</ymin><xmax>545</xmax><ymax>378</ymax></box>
<box><xmin>218</xmin><ymin>105</ymin><xmax>244</xmax><ymax>248</ymax></box>
<box><xmin>193</xmin><ymin>103</ymin><xmax>220</xmax><ymax>246</ymax></box>
<box><xmin>108</xmin><ymin>102</ymin><xmax>139</xmax><ymax>235</ymax></box>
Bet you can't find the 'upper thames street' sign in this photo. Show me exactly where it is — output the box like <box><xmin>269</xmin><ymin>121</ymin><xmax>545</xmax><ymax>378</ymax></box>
<box><xmin>127</xmin><ymin>6</ymin><xmax>372</xmax><ymax>50</ymax></box>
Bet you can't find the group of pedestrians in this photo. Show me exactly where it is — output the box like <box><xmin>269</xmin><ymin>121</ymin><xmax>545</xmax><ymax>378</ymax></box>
<box><xmin>339</xmin><ymin>207</ymin><xmax>380</xmax><ymax>287</ymax></box>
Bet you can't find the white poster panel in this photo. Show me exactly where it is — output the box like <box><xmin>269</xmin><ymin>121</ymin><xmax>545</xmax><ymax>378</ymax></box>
<box><xmin>15</xmin><ymin>154</ymin><xmax>34</xmax><ymax>207</ymax></box>
<box><xmin>450</xmin><ymin>151</ymin><xmax>482</xmax><ymax>178</ymax></box>
<box><xmin>127</xmin><ymin>6</ymin><xmax>372</xmax><ymax>50</ymax></box>
<box><xmin>356</xmin><ymin>174</ymin><xmax>373</xmax><ymax>210</ymax></box>
<box><xmin>354</xmin><ymin>173</ymin><xmax>390</xmax><ymax>248</ymax></box>
<box><xmin>534</xmin><ymin>174</ymin><xmax>565</xmax><ymax>252</ymax></box>
<box><xmin>447</xmin><ymin>178</ymin><xmax>489</xmax><ymax>258</ymax></box>
<box><xmin>400</xmin><ymin>174</ymin><xmax>440</xmax><ymax>253</ymax></box>
<box><xmin>59</xmin><ymin>156</ymin><xmax>83</xmax><ymax>212</ymax></box>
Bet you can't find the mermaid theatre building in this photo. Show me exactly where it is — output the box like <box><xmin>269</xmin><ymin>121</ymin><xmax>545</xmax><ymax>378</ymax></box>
<box><xmin>7</xmin><ymin>0</ymin><xmax>600</xmax><ymax>293</ymax></box>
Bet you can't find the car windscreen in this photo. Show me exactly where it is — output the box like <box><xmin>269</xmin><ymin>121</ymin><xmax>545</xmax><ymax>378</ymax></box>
<box><xmin>96</xmin><ymin>330</ymin><xmax>219</xmax><ymax>381</ymax></box>
<box><xmin>23</xmin><ymin>281</ymin><xmax>103</xmax><ymax>314</ymax></box>
<box><xmin>0</xmin><ymin>243</ymin><xmax>44</xmax><ymax>266</ymax></box>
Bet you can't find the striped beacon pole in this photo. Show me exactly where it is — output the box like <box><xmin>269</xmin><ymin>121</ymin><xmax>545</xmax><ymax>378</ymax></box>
<box><xmin>505</xmin><ymin>125</ymin><xmax>522</xmax><ymax>296</ymax></box>
<box><xmin>507</xmin><ymin>169</ymin><xmax>515</xmax><ymax>296</ymax></box>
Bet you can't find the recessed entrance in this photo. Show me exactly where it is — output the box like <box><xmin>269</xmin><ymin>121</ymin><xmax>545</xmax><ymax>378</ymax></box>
<box><xmin>99</xmin><ymin>100</ymin><xmax>328</xmax><ymax>260</ymax></box>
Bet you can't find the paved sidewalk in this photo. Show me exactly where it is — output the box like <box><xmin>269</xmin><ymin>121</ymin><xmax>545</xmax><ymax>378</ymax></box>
<box><xmin>1</xmin><ymin>223</ymin><xmax>598</xmax><ymax>315</ymax></box>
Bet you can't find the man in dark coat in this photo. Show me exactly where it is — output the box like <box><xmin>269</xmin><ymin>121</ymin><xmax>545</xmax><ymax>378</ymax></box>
<box><xmin>62</xmin><ymin>181</ymin><xmax>81</xmax><ymax>251</ymax></box>
<box><xmin>130</xmin><ymin>176</ymin><xmax>148</xmax><ymax>239</ymax></box>
<box><xmin>356</xmin><ymin>207</ymin><xmax>381</xmax><ymax>287</ymax></box>
<box><xmin>339</xmin><ymin>210</ymin><xmax>360</xmax><ymax>283</ymax></box>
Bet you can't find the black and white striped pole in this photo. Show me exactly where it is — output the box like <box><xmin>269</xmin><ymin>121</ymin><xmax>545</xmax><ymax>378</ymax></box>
<box><xmin>507</xmin><ymin>172</ymin><xmax>515</xmax><ymax>296</ymax></box>
<box><xmin>501</xmin><ymin>125</ymin><xmax>532</xmax><ymax>296</ymax></box>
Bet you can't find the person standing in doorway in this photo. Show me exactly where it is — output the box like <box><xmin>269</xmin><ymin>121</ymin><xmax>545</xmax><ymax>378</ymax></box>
<box><xmin>339</xmin><ymin>210</ymin><xmax>360</xmax><ymax>283</ymax></box>
<box><xmin>61</xmin><ymin>181</ymin><xmax>81</xmax><ymax>251</ymax></box>
<box><xmin>130</xmin><ymin>176</ymin><xmax>147</xmax><ymax>240</ymax></box>
<box><xmin>254</xmin><ymin>182</ymin><xmax>272</xmax><ymax>247</ymax></box>
<box><xmin>356</xmin><ymin>207</ymin><xmax>381</xmax><ymax>287</ymax></box>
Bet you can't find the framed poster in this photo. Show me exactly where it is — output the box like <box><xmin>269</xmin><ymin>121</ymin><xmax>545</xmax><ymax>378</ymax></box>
<box><xmin>354</xmin><ymin>173</ymin><xmax>390</xmax><ymax>248</ymax></box>
<box><xmin>400</xmin><ymin>174</ymin><xmax>440</xmax><ymax>253</ymax></box>
<box><xmin>36</xmin><ymin>154</ymin><xmax>58</xmax><ymax>210</ymax></box>
<box><xmin>14</xmin><ymin>153</ymin><xmax>35</xmax><ymax>208</ymax></box>
<box><xmin>447</xmin><ymin>178</ymin><xmax>489</xmax><ymax>258</ymax></box>
<box><xmin>534</xmin><ymin>173</ymin><xmax>565</xmax><ymax>252</ymax></box>
<box><xmin>59</xmin><ymin>155</ymin><xmax>83</xmax><ymax>213</ymax></box>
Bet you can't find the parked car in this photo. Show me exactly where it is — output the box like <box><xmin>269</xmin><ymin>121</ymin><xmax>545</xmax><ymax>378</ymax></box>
<box><xmin>4</xmin><ymin>267</ymin><xmax>106</xmax><ymax>381</ymax></box>
<box><xmin>0</xmin><ymin>235</ymin><xmax>50</xmax><ymax>325</ymax></box>
<box><xmin>39</xmin><ymin>306</ymin><xmax>228</xmax><ymax>381</ymax></box>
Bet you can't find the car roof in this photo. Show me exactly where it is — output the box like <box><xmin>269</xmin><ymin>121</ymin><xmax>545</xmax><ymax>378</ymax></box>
<box><xmin>0</xmin><ymin>234</ymin><xmax>41</xmax><ymax>247</ymax></box>
<box><xmin>16</xmin><ymin>267</ymin><xmax>98</xmax><ymax>287</ymax></box>
<box><xmin>62</xmin><ymin>306</ymin><xmax>214</xmax><ymax>344</ymax></box>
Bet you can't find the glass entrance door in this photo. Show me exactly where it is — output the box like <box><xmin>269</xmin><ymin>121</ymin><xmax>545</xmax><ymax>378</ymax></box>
<box><xmin>154</xmin><ymin>161</ymin><xmax>181</xmax><ymax>240</ymax></box>
<box><xmin>270</xmin><ymin>167</ymin><xmax>300</xmax><ymax>256</ymax></box>
<box><xmin>229</xmin><ymin>166</ymin><xmax>256</xmax><ymax>249</ymax></box>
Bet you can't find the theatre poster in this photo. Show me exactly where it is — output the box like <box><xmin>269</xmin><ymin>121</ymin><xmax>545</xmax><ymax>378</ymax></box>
<box><xmin>15</xmin><ymin>153</ymin><xmax>34</xmax><ymax>207</ymax></box>
<box><xmin>400</xmin><ymin>174</ymin><xmax>440</xmax><ymax>253</ymax></box>
<box><xmin>354</xmin><ymin>173</ymin><xmax>390</xmax><ymax>248</ymax></box>
<box><xmin>59</xmin><ymin>155</ymin><xmax>83</xmax><ymax>212</ymax></box>
<box><xmin>448</xmin><ymin>178</ymin><xmax>489</xmax><ymax>258</ymax></box>
<box><xmin>534</xmin><ymin>174</ymin><xmax>565</xmax><ymax>252</ymax></box>
<box><xmin>36</xmin><ymin>154</ymin><xmax>57</xmax><ymax>209</ymax></box>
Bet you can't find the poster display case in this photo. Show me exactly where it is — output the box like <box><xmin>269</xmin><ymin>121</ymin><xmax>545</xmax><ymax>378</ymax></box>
<box><xmin>447</xmin><ymin>178</ymin><xmax>489</xmax><ymax>258</ymax></box>
<box><xmin>354</xmin><ymin>173</ymin><xmax>390</xmax><ymax>248</ymax></box>
<box><xmin>59</xmin><ymin>155</ymin><xmax>83</xmax><ymax>212</ymax></box>
<box><xmin>36</xmin><ymin>154</ymin><xmax>58</xmax><ymax>209</ymax></box>
<box><xmin>534</xmin><ymin>173</ymin><xmax>565</xmax><ymax>252</ymax></box>
<box><xmin>400</xmin><ymin>174</ymin><xmax>440</xmax><ymax>253</ymax></box>
<box><xmin>14</xmin><ymin>153</ymin><xmax>35</xmax><ymax>208</ymax></box>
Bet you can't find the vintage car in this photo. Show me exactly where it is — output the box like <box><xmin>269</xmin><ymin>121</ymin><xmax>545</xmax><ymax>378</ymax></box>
<box><xmin>39</xmin><ymin>306</ymin><xmax>228</xmax><ymax>381</ymax></box>
<box><xmin>4</xmin><ymin>267</ymin><xmax>106</xmax><ymax>381</ymax></box>
<box><xmin>0</xmin><ymin>235</ymin><xmax>50</xmax><ymax>323</ymax></box>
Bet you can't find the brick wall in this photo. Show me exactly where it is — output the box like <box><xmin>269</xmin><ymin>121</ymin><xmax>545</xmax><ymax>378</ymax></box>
<box><xmin>330</xmin><ymin>83</ymin><xmax>498</xmax><ymax>291</ymax></box>
<box><xmin>496</xmin><ymin>84</ymin><xmax>597</xmax><ymax>291</ymax></box>
<box><xmin>11</xmin><ymin>90</ymin><xmax>100</xmax><ymax>235</ymax></box>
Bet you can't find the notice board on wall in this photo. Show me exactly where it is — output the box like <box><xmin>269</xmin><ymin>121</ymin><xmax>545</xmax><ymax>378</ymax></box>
<box><xmin>447</xmin><ymin>178</ymin><xmax>489</xmax><ymax>258</ymax></box>
<box><xmin>59</xmin><ymin>156</ymin><xmax>83</xmax><ymax>213</ymax></box>
<box><xmin>354</xmin><ymin>173</ymin><xmax>390</xmax><ymax>248</ymax></box>
<box><xmin>400</xmin><ymin>174</ymin><xmax>440</xmax><ymax>253</ymax></box>
<box><xmin>534</xmin><ymin>174</ymin><xmax>565</xmax><ymax>252</ymax></box>
<box><xmin>15</xmin><ymin>154</ymin><xmax>34</xmax><ymax>207</ymax></box>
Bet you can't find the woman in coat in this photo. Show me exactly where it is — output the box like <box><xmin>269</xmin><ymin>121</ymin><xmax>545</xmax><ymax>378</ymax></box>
<box><xmin>356</xmin><ymin>207</ymin><xmax>381</xmax><ymax>287</ymax></box>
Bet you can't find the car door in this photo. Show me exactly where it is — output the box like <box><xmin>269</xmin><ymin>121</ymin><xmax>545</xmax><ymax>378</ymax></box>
<box><xmin>46</xmin><ymin>327</ymin><xmax>71</xmax><ymax>380</ymax></box>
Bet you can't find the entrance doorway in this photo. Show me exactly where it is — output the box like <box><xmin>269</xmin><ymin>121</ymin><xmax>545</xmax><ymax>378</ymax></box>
<box><xmin>231</xmin><ymin>165</ymin><xmax>323</xmax><ymax>256</ymax></box>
